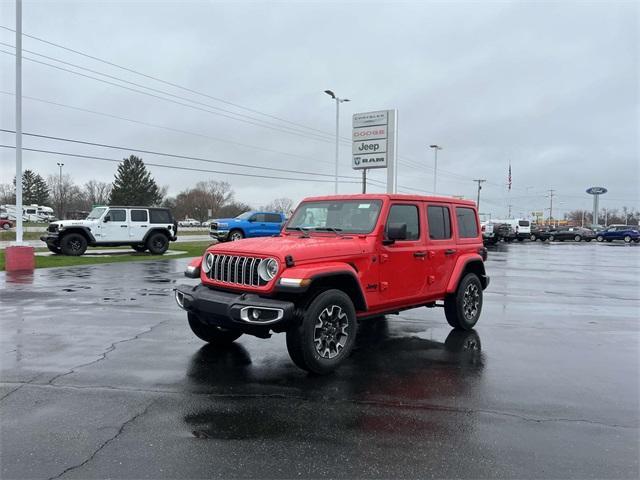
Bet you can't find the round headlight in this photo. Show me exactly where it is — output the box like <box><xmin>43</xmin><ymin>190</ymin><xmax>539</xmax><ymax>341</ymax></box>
<box><xmin>258</xmin><ymin>258</ymin><xmax>279</xmax><ymax>282</ymax></box>
<box><xmin>201</xmin><ymin>253</ymin><xmax>213</xmax><ymax>273</ymax></box>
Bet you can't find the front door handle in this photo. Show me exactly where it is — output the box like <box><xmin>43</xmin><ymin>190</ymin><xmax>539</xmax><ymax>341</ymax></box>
<box><xmin>120</xmin><ymin>225</ymin><xmax>128</xmax><ymax>228</ymax></box>
<box><xmin>445</xmin><ymin>249</ymin><xmax>457</xmax><ymax>255</ymax></box>
<box><xmin>413</xmin><ymin>251</ymin><xmax>427</xmax><ymax>258</ymax></box>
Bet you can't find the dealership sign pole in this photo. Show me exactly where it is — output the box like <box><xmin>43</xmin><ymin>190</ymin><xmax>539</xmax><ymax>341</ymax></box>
<box><xmin>586</xmin><ymin>186</ymin><xmax>607</xmax><ymax>227</ymax></box>
<box><xmin>352</xmin><ymin>110</ymin><xmax>397</xmax><ymax>193</ymax></box>
<box><xmin>15</xmin><ymin>0</ymin><xmax>23</xmax><ymax>244</ymax></box>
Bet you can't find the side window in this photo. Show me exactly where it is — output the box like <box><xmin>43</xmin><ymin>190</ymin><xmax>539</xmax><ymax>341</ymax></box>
<box><xmin>456</xmin><ymin>207</ymin><xmax>479</xmax><ymax>238</ymax></box>
<box><xmin>266</xmin><ymin>213</ymin><xmax>282</xmax><ymax>223</ymax></box>
<box><xmin>108</xmin><ymin>209</ymin><xmax>127</xmax><ymax>222</ymax></box>
<box><xmin>149</xmin><ymin>209</ymin><xmax>171</xmax><ymax>224</ymax></box>
<box><xmin>252</xmin><ymin>213</ymin><xmax>267</xmax><ymax>222</ymax></box>
<box><xmin>427</xmin><ymin>205</ymin><xmax>452</xmax><ymax>240</ymax></box>
<box><xmin>131</xmin><ymin>210</ymin><xmax>148</xmax><ymax>222</ymax></box>
<box><xmin>386</xmin><ymin>204</ymin><xmax>420</xmax><ymax>240</ymax></box>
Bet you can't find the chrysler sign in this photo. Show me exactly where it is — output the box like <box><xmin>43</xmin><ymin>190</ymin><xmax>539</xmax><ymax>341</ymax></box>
<box><xmin>352</xmin><ymin>110</ymin><xmax>395</xmax><ymax>170</ymax></box>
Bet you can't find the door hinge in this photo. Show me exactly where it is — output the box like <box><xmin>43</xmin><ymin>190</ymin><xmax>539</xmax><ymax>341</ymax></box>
<box><xmin>428</xmin><ymin>275</ymin><xmax>435</xmax><ymax>285</ymax></box>
<box><xmin>380</xmin><ymin>281</ymin><xmax>389</xmax><ymax>291</ymax></box>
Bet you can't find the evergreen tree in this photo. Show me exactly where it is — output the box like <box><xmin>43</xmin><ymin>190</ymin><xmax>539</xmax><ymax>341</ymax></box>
<box><xmin>109</xmin><ymin>155</ymin><xmax>162</xmax><ymax>205</ymax></box>
<box><xmin>32</xmin><ymin>173</ymin><xmax>50</xmax><ymax>205</ymax></box>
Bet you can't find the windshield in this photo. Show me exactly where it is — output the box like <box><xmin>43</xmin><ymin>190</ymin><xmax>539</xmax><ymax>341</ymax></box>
<box><xmin>86</xmin><ymin>207</ymin><xmax>107</xmax><ymax>220</ymax></box>
<box><xmin>235</xmin><ymin>212</ymin><xmax>252</xmax><ymax>220</ymax></box>
<box><xmin>286</xmin><ymin>200</ymin><xmax>382</xmax><ymax>234</ymax></box>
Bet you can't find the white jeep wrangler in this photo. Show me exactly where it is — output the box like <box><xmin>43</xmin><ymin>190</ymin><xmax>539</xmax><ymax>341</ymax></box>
<box><xmin>40</xmin><ymin>206</ymin><xmax>178</xmax><ymax>256</ymax></box>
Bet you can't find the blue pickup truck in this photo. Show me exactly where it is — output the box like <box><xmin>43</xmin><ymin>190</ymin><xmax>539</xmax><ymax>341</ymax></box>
<box><xmin>209</xmin><ymin>211</ymin><xmax>286</xmax><ymax>242</ymax></box>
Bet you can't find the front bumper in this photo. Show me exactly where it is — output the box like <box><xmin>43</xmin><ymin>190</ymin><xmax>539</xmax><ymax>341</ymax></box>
<box><xmin>40</xmin><ymin>233</ymin><xmax>60</xmax><ymax>245</ymax></box>
<box><xmin>174</xmin><ymin>283</ymin><xmax>295</xmax><ymax>332</ymax></box>
<box><xmin>209</xmin><ymin>229</ymin><xmax>229</xmax><ymax>241</ymax></box>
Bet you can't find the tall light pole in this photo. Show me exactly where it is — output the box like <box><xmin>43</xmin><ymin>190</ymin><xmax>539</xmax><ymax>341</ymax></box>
<box><xmin>324</xmin><ymin>90</ymin><xmax>350</xmax><ymax>194</ymax></box>
<box><xmin>429</xmin><ymin>144</ymin><xmax>442</xmax><ymax>194</ymax></box>
<box><xmin>15</xmin><ymin>0</ymin><xmax>23</xmax><ymax>243</ymax></box>
<box><xmin>57</xmin><ymin>162</ymin><xmax>64</xmax><ymax>219</ymax></box>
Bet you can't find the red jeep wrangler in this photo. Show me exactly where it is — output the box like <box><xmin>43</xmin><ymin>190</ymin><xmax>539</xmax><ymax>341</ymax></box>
<box><xmin>175</xmin><ymin>194</ymin><xmax>489</xmax><ymax>374</ymax></box>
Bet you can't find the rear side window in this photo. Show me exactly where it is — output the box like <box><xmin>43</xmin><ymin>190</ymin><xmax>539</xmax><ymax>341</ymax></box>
<box><xmin>252</xmin><ymin>213</ymin><xmax>267</xmax><ymax>222</ymax></box>
<box><xmin>427</xmin><ymin>205</ymin><xmax>451</xmax><ymax>240</ymax></box>
<box><xmin>456</xmin><ymin>207</ymin><xmax>479</xmax><ymax>238</ymax></box>
<box><xmin>149</xmin><ymin>209</ymin><xmax>172</xmax><ymax>224</ymax></box>
<box><xmin>108</xmin><ymin>209</ymin><xmax>126</xmax><ymax>222</ymax></box>
<box><xmin>519</xmin><ymin>220</ymin><xmax>530</xmax><ymax>227</ymax></box>
<box><xmin>131</xmin><ymin>210</ymin><xmax>148</xmax><ymax>222</ymax></box>
<box><xmin>386</xmin><ymin>204</ymin><xmax>420</xmax><ymax>240</ymax></box>
<box><xmin>265</xmin><ymin>213</ymin><xmax>282</xmax><ymax>223</ymax></box>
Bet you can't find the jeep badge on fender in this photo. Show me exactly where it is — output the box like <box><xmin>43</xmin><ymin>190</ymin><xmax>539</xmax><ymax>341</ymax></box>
<box><xmin>175</xmin><ymin>194</ymin><xmax>489</xmax><ymax>375</ymax></box>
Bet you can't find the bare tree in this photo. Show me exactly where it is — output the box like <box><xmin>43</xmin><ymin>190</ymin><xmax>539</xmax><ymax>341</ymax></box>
<box><xmin>47</xmin><ymin>174</ymin><xmax>85</xmax><ymax>219</ymax></box>
<box><xmin>169</xmin><ymin>180</ymin><xmax>236</xmax><ymax>222</ymax></box>
<box><xmin>84</xmin><ymin>180</ymin><xmax>112</xmax><ymax>207</ymax></box>
<box><xmin>0</xmin><ymin>183</ymin><xmax>15</xmax><ymax>204</ymax></box>
<box><xmin>263</xmin><ymin>197</ymin><xmax>294</xmax><ymax>214</ymax></box>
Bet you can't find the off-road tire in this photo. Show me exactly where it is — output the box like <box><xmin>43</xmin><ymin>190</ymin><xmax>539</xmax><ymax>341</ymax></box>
<box><xmin>46</xmin><ymin>244</ymin><xmax>62</xmax><ymax>254</ymax></box>
<box><xmin>444</xmin><ymin>273</ymin><xmax>483</xmax><ymax>330</ymax></box>
<box><xmin>146</xmin><ymin>232</ymin><xmax>169</xmax><ymax>254</ymax></box>
<box><xmin>60</xmin><ymin>233</ymin><xmax>87</xmax><ymax>256</ymax></box>
<box><xmin>187</xmin><ymin>312</ymin><xmax>242</xmax><ymax>345</ymax></box>
<box><xmin>229</xmin><ymin>229</ymin><xmax>244</xmax><ymax>241</ymax></box>
<box><xmin>132</xmin><ymin>245</ymin><xmax>147</xmax><ymax>253</ymax></box>
<box><xmin>286</xmin><ymin>289</ymin><xmax>357</xmax><ymax>375</ymax></box>
<box><xmin>596</xmin><ymin>235</ymin><xmax>604</xmax><ymax>242</ymax></box>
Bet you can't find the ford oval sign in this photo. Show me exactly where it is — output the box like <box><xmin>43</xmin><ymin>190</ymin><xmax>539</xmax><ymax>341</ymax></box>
<box><xmin>586</xmin><ymin>186</ymin><xmax>608</xmax><ymax>195</ymax></box>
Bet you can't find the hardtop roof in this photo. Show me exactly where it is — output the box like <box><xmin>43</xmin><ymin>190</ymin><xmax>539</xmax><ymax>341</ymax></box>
<box><xmin>301</xmin><ymin>193</ymin><xmax>476</xmax><ymax>207</ymax></box>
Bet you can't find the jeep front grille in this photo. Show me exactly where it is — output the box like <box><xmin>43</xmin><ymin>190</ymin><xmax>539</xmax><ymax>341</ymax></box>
<box><xmin>48</xmin><ymin>224</ymin><xmax>58</xmax><ymax>232</ymax></box>
<box><xmin>207</xmin><ymin>254</ymin><xmax>267</xmax><ymax>287</ymax></box>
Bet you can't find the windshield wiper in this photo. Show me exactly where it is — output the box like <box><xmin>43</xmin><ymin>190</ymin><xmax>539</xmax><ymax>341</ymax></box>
<box><xmin>314</xmin><ymin>227</ymin><xmax>343</xmax><ymax>235</ymax></box>
<box><xmin>287</xmin><ymin>226</ymin><xmax>312</xmax><ymax>238</ymax></box>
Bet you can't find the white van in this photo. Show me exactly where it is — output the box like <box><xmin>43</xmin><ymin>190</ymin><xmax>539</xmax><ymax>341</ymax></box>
<box><xmin>492</xmin><ymin>218</ymin><xmax>531</xmax><ymax>241</ymax></box>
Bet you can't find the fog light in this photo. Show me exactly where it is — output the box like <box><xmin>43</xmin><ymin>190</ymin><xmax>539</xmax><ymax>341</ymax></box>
<box><xmin>251</xmin><ymin>309</ymin><xmax>260</xmax><ymax>320</ymax></box>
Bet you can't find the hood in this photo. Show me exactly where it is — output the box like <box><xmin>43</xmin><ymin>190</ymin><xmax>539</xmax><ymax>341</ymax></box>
<box><xmin>212</xmin><ymin>217</ymin><xmax>242</xmax><ymax>224</ymax></box>
<box><xmin>55</xmin><ymin>219</ymin><xmax>96</xmax><ymax>227</ymax></box>
<box><xmin>207</xmin><ymin>234</ymin><xmax>371</xmax><ymax>263</ymax></box>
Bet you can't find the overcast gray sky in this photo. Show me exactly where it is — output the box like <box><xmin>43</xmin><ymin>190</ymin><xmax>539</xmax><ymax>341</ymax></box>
<box><xmin>0</xmin><ymin>0</ymin><xmax>638</xmax><ymax>218</ymax></box>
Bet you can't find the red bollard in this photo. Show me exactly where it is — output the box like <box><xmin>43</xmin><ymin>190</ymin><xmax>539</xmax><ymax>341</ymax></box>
<box><xmin>5</xmin><ymin>245</ymin><xmax>35</xmax><ymax>272</ymax></box>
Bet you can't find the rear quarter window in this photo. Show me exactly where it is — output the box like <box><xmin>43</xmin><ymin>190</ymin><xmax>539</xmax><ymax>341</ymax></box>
<box><xmin>149</xmin><ymin>209</ymin><xmax>172</xmax><ymax>224</ymax></box>
<box><xmin>456</xmin><ymin>207</ymin><xmax>479</xmax><ymax>238</ymax></box>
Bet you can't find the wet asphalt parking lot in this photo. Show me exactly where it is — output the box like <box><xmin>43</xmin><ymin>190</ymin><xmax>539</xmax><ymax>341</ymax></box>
<box><xmin>1</xmin><ymin>241</ymin><xmax>638</xmax><ymax>479</ymax></box>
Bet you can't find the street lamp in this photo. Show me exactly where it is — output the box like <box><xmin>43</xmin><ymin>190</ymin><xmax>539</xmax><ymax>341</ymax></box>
<box><xmin>57</xmin><ymin>162</ymin><xmax>64</xmax><ymax>219</ymax></box>
<box><xmin>325</xmin><ymin>90</ymin><xmax>350</xmax><ymax>194</ymax></box>
<box><xmin>429</xmin><ymin>144</ymin><xmax>442</xmax><ymax>194</ymax></box>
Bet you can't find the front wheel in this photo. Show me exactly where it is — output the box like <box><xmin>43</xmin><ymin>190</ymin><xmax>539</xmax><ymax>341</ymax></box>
<box><xmin>229</xmin><ymin>229</ymin><xmax>244</xmax><ymax>241</ymax></box>
<box><xmin>574</xmin><ymin>235</ymin><xmax>582</xmax><ymax>242</ymax></box>
<box><xmin>530</xmin><ymin>234</ymin><xmax>537</xmax><ymax>241</ymax></box>
<box><xmin>549</xmin><ymin>234</ymin><xmax>555</xmax><ymax>242</ymax></box>
<box><xmin>146</xmin><ymin>232</ymin><xmax>169</xmax><ymax>254</ymax></box>
<box><xmin>1</xmin><ymin>223</ymin><xmax>10</xmax><ymax>231</ymax></box>
<box><xmin>60</xmin><ymin>233</ymin><xmax>87</xmax><ymax>256</ymax></box>
<box><xmin>624</xmin><ymin>235</ymin><xmax>632</xmax><ymax>243</ymax></box>
<box><xmin>187</xmin><ymin>312</ymin><xmax>242</xmax><ymax>345</ymax></box>
<box><xmin>286</xmin><ymin>289</ymin><xmax>357</xmax><ymax>375</ymax></box>
<box><xmin>444</xmin><ymin>273</ymin><xmax>483</xmax><ymax>330</ymax></box>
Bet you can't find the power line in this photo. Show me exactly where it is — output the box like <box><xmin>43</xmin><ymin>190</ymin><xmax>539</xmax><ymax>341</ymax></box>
<box><xmin>0</xmin><ymin>90</ymin><xmax>334</xmax><ymax>166</ymax></box>
<box><xmin>0</xmin><ymin>128</ymin><xmax>360</xmax><ymax>180</ymax></box>
<box><xmin>0</xmin><ymin>144</ymin><xmax>363</xmax><ymax>185</ymax></box>
<box><xmin>0</xmin><ymin>24</ymin><xmax>343</xmax><ymax>139</ymax></box>
<box><xmin>0</xmin><ymin>48</ymin><xmax>342</xmax><ymax>145</ymax></box>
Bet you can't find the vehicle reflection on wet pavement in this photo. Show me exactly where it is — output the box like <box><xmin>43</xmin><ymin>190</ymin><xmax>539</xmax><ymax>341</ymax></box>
<box><xmin>1</xmin><ymin>242</ymin><xmax>638</xmax><ymax>479</ymax></box>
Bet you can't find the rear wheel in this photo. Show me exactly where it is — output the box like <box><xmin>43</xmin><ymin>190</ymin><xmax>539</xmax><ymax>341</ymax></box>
<box><xmin>1</xmin><ymin>222</ymin><xmax>10</xmax><ymax>230</ymax></box>
<box><xmin>530</xmin><ymin>234</ymin><xmax>537</xmax><ymax>241</ymax></box>
<box><xmin>574</xmin><ymin>235</ymin><xmax>582</xmax><ymax>242</ymax></box>
<box><xmin>596</xmin><ymin>235</ymin><xmax>604</xmax><ymax>242</ymax></box>
<box><xmin>187</xmin><ymin>312</ymin><xmax>242</xmax><ymax>345</ymax></box>
<box><xmin>444</xmin><ymin>273</ymin><xmax>483</xmax><ymax>330</ymax></box>
<box><xmin>549</xmin><ymin>234</ymin><xmax>555</xmax><ymax>242</ymax></box>
<box><xmin>60</xmin><ymin>233</ymin><xmax>87</xmax><ymax>256</ymax></box>
<box><xmin>624</xmin><ymin>235</ymin><xmax>632</xmax><ymax>243</ymax></box>
<box><xmin>146</xmin><ymin>232</ymin><xmax>169</xmax><ymax>254</ymax></box>
<box><xmin>286</xmin><ymin>289</ymin><xmax>357</xmax><ymax>375</ymax></box>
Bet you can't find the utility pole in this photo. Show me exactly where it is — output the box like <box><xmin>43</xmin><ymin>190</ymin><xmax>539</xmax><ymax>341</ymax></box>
<box><xmin>362</xmin><ymin>169</ymin><xmax>367</xmax><ymax>194</ymax></box>
<box><xmin>508</xmin><ymin>204</ymin><xmax>513</xmax><ymax>218</ymax></box>
<box><xmin>473</xmin><ymin>179</ymin><xmax>486</xmax><ymax>210</ymax></box>
<box><xmin>324</xmin><ymin>90</ymin><xmax>350</xmax><ymax>194</ymax></box>
<box><xmin>429</xmin><ymin>145</ymin><xmax>442</xmax><ymax>194</ymax></box>
<box><xmin>548</xmin><ymin>189</ymin><xmax>555</xmax><ymax>225</ymax></box>
<box><xmin>57</xmin><ymin>162</ymin><xmax>64</xmax><ymax>219</ymax></box>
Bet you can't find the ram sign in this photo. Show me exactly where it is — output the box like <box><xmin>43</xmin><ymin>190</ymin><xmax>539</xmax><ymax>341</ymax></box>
<box><xmin>352</xmin><ymin>110</ymin><xmax>396</xmax><ymax>171</ymax></box>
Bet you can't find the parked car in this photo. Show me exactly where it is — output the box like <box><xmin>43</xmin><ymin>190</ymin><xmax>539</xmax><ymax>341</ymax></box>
<box><xmin>201</xmin><ymin>219</ymin><xmax>217</xmax><ymax>227</ymax></box>
<box><xmin>596</xmin><ymin>225</ymin><xmax>640</xmax><ymax>243</ymax></box>
<box><xmin>0</xmin><ymin>218</ymin><xmax>13</xmax><ymax>230</ymax></box>
<box><xmin>40</xmin><ymin>206</ymin><xmax>178</xmax><ymax>256</ymax></box>
<box><xmin>209</xmin><ymin>211</ymin><xmax>286</xmax><ymax>242</ymax></box>
<box><xmin>176</xmin><ymin>194</ymin><xmax>489</xmax><ymax>374</ymax></box>
<box><xmin>542</xmin><ymin>227</ymin><xmax>596</xmax><ymax>242</ymax></box>
<box><xmin>178</xmin><ymin>218</ymin><xmax>201</xmax><ymax>227</ymax></box>
<box><xmin>481</xmin><ymin>222</ymin><xmax>497</xmax><ymax>245</ymax></box>
<box><xmin>491</xmin><ymin>218</ymin><xmax>531</xmax><ymax>241</ymax></box>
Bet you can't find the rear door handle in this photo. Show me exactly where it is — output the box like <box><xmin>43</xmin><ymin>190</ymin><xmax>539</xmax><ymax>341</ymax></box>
<box><xmin>445</xmin><ymin>249</ymin><xmax>457</xmax><ymax>255</ymax></box>
<box><xmin>120</xmin><ymin>225</ymin><xmax>128</xmax><ymax>228</ymax></box>
<box><xmin>413</xmin><ymin>251</ymin><xmax>427</xmax><ymax>258</ymax></box>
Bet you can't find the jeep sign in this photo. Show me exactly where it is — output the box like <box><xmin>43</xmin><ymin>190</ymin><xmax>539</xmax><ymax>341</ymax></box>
<box><xmin>352</xmin><ymin>110</ymin><xmax>396</xmax><ymax>174</ymax></box>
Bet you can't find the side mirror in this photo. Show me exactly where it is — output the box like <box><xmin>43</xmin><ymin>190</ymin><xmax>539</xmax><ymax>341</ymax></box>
<box><xmin>103</xmin><ymin>215</ymin><xmax>111</xmax><ymax>223</ymax></box>
<box><xmin>384</xmin><ymin>223</ymin><xmax>407</xmax><ymax>245</ymax></box>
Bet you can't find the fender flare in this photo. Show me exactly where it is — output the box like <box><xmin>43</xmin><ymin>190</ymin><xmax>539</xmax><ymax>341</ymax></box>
<box><xmin>60</xmin><ymin>226</ymin><xmax>96</xmax><ymax>244</ymax></box>
<box><xmin>142</xmin><ymin>228</ymin><xmax>172</xmax><ymax>244</ymax></box>
<box><xmin>445</xmin><ymin>254</ymin><xmax>487</xmax><ymax>294</ymax></box>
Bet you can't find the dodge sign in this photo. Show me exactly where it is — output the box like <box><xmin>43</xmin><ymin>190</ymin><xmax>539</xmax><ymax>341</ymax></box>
<box><xmin>352</xmin><ymin>110</ymin><xmax>396</xmax><ymax>171</ymax></box>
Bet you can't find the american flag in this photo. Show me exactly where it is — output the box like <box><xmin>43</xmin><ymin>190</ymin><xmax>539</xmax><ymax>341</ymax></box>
<box><xmin>508</xmin><ymin>163</ymin><xmax>512</xmax><ymax>191</ymax></box>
